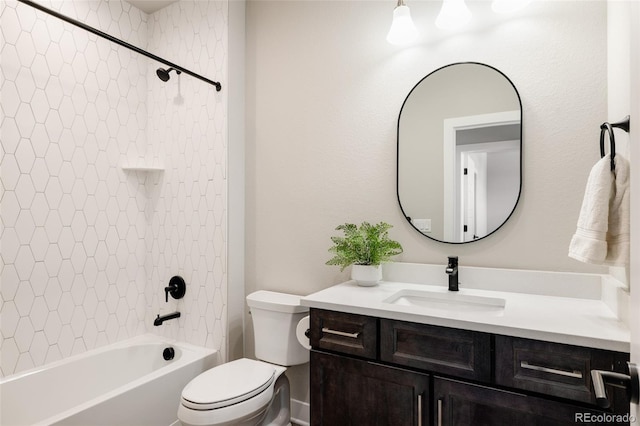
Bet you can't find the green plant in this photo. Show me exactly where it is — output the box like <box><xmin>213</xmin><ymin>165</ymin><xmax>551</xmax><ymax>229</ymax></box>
<box><xmin>326</xmin><ymin>222</ymin><xmax>403</xmax><ymax>271</ymax></box>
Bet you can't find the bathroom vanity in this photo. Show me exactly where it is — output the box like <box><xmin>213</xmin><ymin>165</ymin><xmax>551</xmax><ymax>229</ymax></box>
<box><xmin>301</xmin><ymin>263</ymin><xmax>631</xmax><ymax>426</ymax></box>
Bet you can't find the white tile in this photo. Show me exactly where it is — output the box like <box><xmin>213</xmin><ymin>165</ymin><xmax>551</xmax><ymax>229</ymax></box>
<box><xmin>31</xmin><ymin>89</ymin><xmax>50</xmax><ymax>123</ymax></box>
<box><xmin>44</xmin><ymin>344</ymin><xmax>62</xmax><ymax>365</ymax></box>
<box><xmin>1</xmin><ymin>301</ymin><xmax>19</xmax><ymax>339</ymax></box>
<box><xmin>57</xmin><ymin>325</ymin><xmax>74</xmax><ymax>357</ymax></box>
<box><xmin>1</xmin><ymin>0</ymin><xmax>229</xmax><ymax>375</ymax></box>
<box><xmin>1</xmin><ymin>158</ymin><xmax>20</xmax><ymax>199</ymax></box>
<box><xmin>45</xmin><ymin>145</ymin><xmax>65</xmax><ymax>179</ymax></box>
<box><xmin>57</xmin><ymin>292</ymin><xmax>74</xmax><ymax>324</ymax></box>
<box><xmin>71</xmin><ymin>180</ymin><xmax>88</xmax><ymax>210</ymax></box>
<box><xmin>44</xmin><ymin>75</ymin><xmax>64</xmax><ymax>109</ymax></box>
<box><xmin>94</xmin><ymin>301</ymin><xmax>109</xmax><ymax>330</ymax></box>
<box><xmin>30</xmin><ymin>229</ymin><xmax>49</xmax><ymax>262</ymax></box>
<box><xmin>105</xmin><ymin>285</ymin><xmax>119</xmax><ymax>313</ymax></box>
<box><xmin>15</xmin><ymin>32</ymin><xmax>36</xmax><ymax>67</ymax></box>
<box><xmin>30</xmin><ymin>160</ymin><xmax>50</xmax><ymax>193</ymax></box>
<box><xmin>70</xmin><ymin>242</ymin><xmax>87</xmax><ymax>274</ymax></box>
<box><xmin>1</xmin><ymin>190</ymin><xmax>20</xmax><ymax>227</ymax></box>
<box><xmin>58</xmin><ymin>162</ymin><xmax>75</xmax><ymax>192</ymax></box>
<box><xmin>14</xmin><ymin>246</ymin><xmax>35</xmax><ymax>282</ymax></box>
<box><xmin>44</xmin><ymin>277</ymin><xmax>62</xmax><ymax>311</ymax></box>
<box><xmin>70</xmin><ymin>274</ymin><xmax>86</xmax><ymax>305</ymax></box>
<box><xmin>57</xmin><ymin>260</ymin><xmax>74</xmax><ymax>292</ymax></box>
<box><xmin>14</xmin><ymin>316</ymin><xmax>35</xmax><ymax>352</ymax></box>
<box><xmin>0</xmin><ymin>229</ymin><xmax>20</xmax><ymax>268</ymax></box>
<box><xmin>31</xmin><ymin>55</ymin><xmax>50</xmax><ymax>90</ymax></box>
<box><xmin>59</xmin><ymin>31</ymin><xmax>76</xmax><ymax>65</ymax></box>
<box><xmin>43</xmin><ymin>244</ymin><xmax>62</xmax><ymax>279</ymax></box>
<box><xmin>15</xmin><ymin>137</ymin><xmax>35</xmax><ymax>174</ymax></box>
<box><xmin>15</xmin><ymin>103</ymin><xmax>36</xmax><ymax>138</ymax></box>
<box><xmin>15</xmin><ymin>174</ymin><xmax>36</xmax><ymax>209</ymax></box>
<box><xmin>83</xmin><ymin>319</ymin><xmax>98</xmax><ymax>349</ymax></box>
<box><xmin>70</xmin><ymin>212</ymin><xmax>87</xmax><ymax>243</ymax></box>
<box><xmin>30</xmin><ymin>331</ymin><xmax>49</xmax><ymax>366</ymax></box>
<box><xmin>30</xmin><ymin>297</ymin><xmax>49</xmax><ymax>331</ymax></box>
<box><xmin>14</xmin><ymin>280</ymin><xmax>35</xmax><ymax>316</ymax></box>
<box><xmin>44</xmin><ymin>176</ymin><xmax>63</xmax><ymax>209</ymax></box>
<box><xmin>29</xmin><ymin>262</ymin><xmax>48</xmax><ymax>296</ymax></box>
<box><xmin>70</xmin><ymin>306</ymin><xmax>86</xmax><ymax>337</ymax></box>
<box><xmin>44</xmin><ymin>109</ymin><xmax>64</xmax><ymax>142</ymax></box>
<box><xmin>58</xmin><ymin>197</ymin><xmax>74</xmax><ymax>227</ymax></box>
<box><xmin>44</xmin><ymin>311</ymin><xmax>62</xmax><ymax>345</ymax></box>
<box><xmin>2</xmin><ymin>80</ymin><xmax>21</xmax><ymax>118</ymax></box>
<box><xmin>71</xmin><ymin>54</ymin><xmax>88</xmax><ymax>83</ymax></box>
<box><xmin>15</xmin><ymin>66</ymin><xmax>36</xmax><ymax>104</ymax></box>
<box><xmin>58</xmin><ymin>96</ymin><xmax>76</xmax><ymax>129</ymax></box>
<box><xmin>0</xmin><ymin>338</ymin><xmax>19</xmax><ymax>374</ymax></box>
<box><xmin>70</xmin><ymin>337</ymin><xmax>86</xmax><ymax>356</ymax></box>
<box><xmin>0</xmin><ymin>6</ymin><xmax>21</xmax><ymax>45</ymax></box>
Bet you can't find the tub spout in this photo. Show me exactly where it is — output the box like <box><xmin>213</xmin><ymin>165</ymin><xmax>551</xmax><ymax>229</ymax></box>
<box><xmin>154</xmin><ymin>311</ymin><xmax>181</xmax><ymax>326</ymax></box>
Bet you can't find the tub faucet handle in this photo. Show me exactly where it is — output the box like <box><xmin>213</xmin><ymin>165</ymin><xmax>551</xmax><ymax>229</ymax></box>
<box><xmin>164</xmin><ymin>276</ymin><xmax>186</xmax><ymax>303</ymax></box>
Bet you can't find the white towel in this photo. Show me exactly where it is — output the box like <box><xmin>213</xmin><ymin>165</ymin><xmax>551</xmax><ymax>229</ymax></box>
<box><xmin>568</xmin><ymin>154</ymin><xmax>630</xmax><ymax>266</ymax></box>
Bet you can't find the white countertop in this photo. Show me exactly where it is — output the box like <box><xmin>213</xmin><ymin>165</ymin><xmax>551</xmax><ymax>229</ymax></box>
<box><xmin>300</xmin><ymin>279</ymin><xmax>630</xmax><ymax>353</ymax></box>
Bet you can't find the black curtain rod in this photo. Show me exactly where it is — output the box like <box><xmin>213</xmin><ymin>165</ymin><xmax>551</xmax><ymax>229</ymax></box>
<box><xmin>17</xmin><ymin>0</ymin><xmax>222</xmax><ymax>92</ymax></box>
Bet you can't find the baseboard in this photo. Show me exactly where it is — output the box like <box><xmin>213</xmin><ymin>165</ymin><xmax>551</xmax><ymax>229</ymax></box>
<box><xmin>290</xmin><ymin>398</ymin><xmax>310</xmax><ymax>426</ymax></box>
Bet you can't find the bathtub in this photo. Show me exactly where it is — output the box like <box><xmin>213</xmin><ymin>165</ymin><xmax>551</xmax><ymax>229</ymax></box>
<box><xmin>0</xmin><ymin>334</ymin><xmax>219</xmax><ymax>426</ymax></box>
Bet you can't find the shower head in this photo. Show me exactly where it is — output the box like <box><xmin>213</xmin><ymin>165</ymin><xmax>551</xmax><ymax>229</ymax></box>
<box><xmin>156</xmin><ymin>67</ymin><xmax>181</xmax><ymax>82</ymax></box>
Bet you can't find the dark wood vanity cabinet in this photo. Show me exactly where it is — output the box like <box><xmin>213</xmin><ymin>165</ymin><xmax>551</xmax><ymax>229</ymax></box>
<box><xmin>309</xmin><ymin>309</ymin><xmax>630</xmax><ymax>426</ymax></box>
<box><xmin>433</xmin><ymin>377</ymin><xmax>606</xmax><ymax>426</ymax></box>
<box><xmin>311</xmin><ymin>351</ymin><xmax>429</xmax><ymax>426</ymax></box>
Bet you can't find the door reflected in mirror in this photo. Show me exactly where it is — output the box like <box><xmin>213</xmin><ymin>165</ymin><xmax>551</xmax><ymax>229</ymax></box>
<box><xmin>397</xmin><ymin>63</ymin><xmax>522</xmax><ymax>243</ymax></box>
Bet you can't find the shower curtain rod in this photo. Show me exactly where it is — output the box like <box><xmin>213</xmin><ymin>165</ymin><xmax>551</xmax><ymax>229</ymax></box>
<box><xmin>17</xmin><ymin>0</ymin><xmax>222</xmax><ymax>92</ymax></box>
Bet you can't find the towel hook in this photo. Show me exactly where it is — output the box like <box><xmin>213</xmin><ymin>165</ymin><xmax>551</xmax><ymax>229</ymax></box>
<box><xmin>600</xmin><ymin>115</ymin><xmax>630</xmax><ymax>171</ymax></box>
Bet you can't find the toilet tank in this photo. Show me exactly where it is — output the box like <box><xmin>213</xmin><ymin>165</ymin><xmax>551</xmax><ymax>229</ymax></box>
<box><xmin>246</xmin><ymin>291</ymin><xmax>309</xmax><ymax>366</ymax></box>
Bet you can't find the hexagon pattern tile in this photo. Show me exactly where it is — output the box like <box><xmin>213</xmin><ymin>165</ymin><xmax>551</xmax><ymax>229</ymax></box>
<box><xmin>1</xmin><ymin>0</ymin><xmax>228</xmax><ymax>377</ymax></box>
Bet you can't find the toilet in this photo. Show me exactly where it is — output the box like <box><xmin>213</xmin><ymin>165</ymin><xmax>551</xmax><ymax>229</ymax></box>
<box><xmin>177</xmin><ymin>291</ymin><xmax>309</xmax><ymax>426</ymax></box>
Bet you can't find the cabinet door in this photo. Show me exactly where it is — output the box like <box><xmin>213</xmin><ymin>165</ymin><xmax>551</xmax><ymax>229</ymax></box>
<box><xmin>311</xmin><ymin>350</ymin><xmax>429</xmax><ymax>426</ymax></box>
<box><xmin>433</xmin><ymin>377</ymin><xmax>626</xmax><ymax>426</ymax></box>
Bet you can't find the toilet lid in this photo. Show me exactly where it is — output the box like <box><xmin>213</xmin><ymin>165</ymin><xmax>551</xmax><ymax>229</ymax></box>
<box><xmin>181</xmin><ymin>358</ymin><xmax>276</xmax><ymax>410</ymax></box>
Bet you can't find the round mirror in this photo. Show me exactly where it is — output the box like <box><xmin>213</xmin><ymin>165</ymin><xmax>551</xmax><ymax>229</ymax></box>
<box><xmin>397</xmin><ymin>62</ymin><xmax>522</xmax><ymax>243</ymax></box>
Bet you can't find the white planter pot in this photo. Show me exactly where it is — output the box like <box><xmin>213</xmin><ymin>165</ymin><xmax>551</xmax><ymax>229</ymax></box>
<box><xmin>351</xmin><ymin>264</ymin><xmax>382</xmax><ymax>287</ymax></box>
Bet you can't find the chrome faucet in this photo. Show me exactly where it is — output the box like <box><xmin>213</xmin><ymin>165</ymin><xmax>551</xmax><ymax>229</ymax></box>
<box><xmin>446</xmin><ymin>256</ymin><xmax>459</xmax><ymax>291</ymax></box>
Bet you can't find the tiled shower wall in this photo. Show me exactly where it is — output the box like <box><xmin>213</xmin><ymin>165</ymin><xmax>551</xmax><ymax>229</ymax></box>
<box><xmin>0</xmin><ymin>0</ymin><xmax>228</xmax><ymax>377</ymax></box>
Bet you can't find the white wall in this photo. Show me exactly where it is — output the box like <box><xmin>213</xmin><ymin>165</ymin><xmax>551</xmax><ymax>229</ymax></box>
<box><xmin>246</xmin><ymin>0</ymin><xmax>608</xmax><ymax>403</ymax></box>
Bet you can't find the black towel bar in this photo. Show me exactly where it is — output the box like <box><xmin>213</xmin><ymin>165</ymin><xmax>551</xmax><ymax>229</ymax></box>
<box><xmin>600</xmin><ymin>115</ymin><xmax>630</xmax><ymax>171</ymax></box>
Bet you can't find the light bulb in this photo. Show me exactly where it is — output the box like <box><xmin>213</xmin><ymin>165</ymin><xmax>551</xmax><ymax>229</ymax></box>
<box><xmin>492</xmin><ymin>0</ymin><xmax>533</xmax><ymax>14</ymax></box>
<box><xmin>386</xmin><ymin>4</ymin><xmax>419</xmax><ymax>45</ymax></box>
<box><xmin>436</xmin><ymin>0</ymin><xmax>472</xmax><ymax>30</ymax></box>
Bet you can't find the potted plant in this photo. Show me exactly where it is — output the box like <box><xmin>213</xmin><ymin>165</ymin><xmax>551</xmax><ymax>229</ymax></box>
<box><xmin>326</xmin><ymin>222</ymin><xmax>403</xmax><ymax>286</ymax></box>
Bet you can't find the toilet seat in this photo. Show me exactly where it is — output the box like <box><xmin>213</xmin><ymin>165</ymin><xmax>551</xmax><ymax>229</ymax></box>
<box><xmin>181</xmin><ymin>358</ymin><xmax>276</xmax><ymax>411</ymax></box>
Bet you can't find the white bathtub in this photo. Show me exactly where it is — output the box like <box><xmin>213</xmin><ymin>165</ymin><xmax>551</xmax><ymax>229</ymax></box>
<box><xmin>0</xmin><ymin>334</ymin><xmax>219</xmax><ymax>426</ymax></box>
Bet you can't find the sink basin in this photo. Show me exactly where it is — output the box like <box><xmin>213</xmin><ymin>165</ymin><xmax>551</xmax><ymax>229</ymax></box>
<box><xmin>383</xmin><ymin>289</ymin><xmax>506</xmax><ymax>313</ymax></box>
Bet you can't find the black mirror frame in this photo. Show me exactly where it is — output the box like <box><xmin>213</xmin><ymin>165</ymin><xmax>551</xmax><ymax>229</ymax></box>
<box><xmin>396</xmin><ymin>62</ymin><xmax>523</xmax><ymax>244</ymax></box>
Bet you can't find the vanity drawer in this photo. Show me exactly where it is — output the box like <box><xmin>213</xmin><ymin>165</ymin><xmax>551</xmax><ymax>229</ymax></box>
<box><xmin>380</xmin><ymin>319</ymin><xmax>491</xmax><ymax>381</ymax></box>
<box><xmin>309</xmin><ymin>309</ymin><xmax>378</xmax><ymax>359</ymax></box>
<box><xmin>495</xmin><ymin>335</ymin><xmax>629</xmax><ymax>406</ymax></box>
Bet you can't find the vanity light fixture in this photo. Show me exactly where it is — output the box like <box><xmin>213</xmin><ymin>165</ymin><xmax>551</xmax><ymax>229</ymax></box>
<box><xmin>435</xmin><ymin>0</ymin><xmax>472</xmax><ymax>30</ymax></box>
<box><xmin>386</xmin><ymin>0</ymin><xmax>419</xmax><ymax>45</ymax></box>
<box><xmin>491</xmin><ymin>0</ymin><xmax>533</xmax><ymax>14</ymax></box>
